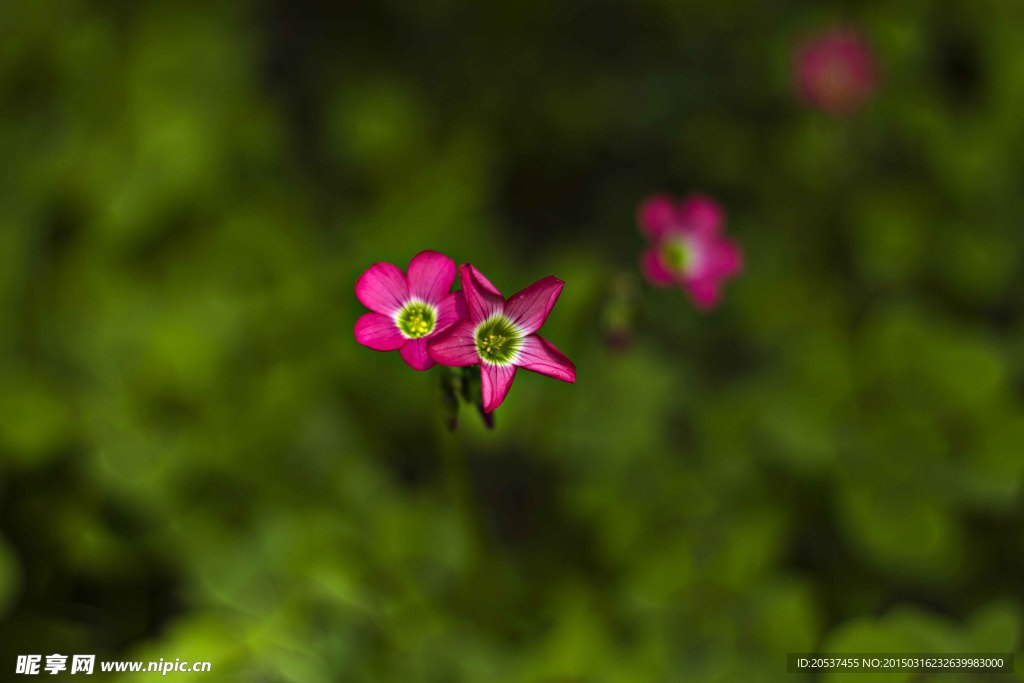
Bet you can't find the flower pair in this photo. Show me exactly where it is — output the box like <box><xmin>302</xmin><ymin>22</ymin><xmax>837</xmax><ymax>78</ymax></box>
<box><xmin>354</xmin><ymin>251</ymin><xmax>576</xmax><ymax>413</ymax></box>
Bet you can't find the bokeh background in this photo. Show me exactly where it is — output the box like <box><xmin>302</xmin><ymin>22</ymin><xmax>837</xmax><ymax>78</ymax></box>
<box><xmin>2</xmin><ymin>1</ymin><xmax>1024</xmax><ymax>681</ymax></box>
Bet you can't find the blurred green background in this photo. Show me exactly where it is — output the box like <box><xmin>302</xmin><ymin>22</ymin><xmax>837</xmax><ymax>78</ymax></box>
<box><xmin>2</xmin><ymin>1</ymin><xmax>1024</xmax><ymax>681</ymax></box>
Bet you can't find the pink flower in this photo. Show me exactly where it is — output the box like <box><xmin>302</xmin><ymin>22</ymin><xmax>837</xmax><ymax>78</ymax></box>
<box><xmin>354</xmin><ymin>250</ymin><xmax>467</xmax><ymax>370</ymax></box>
<box><xmin>428</xmin><ymin>264</ymin><xmax>576</xmax><ymax>413</ymax></box>
<box><xmin>638</xmin><ymin>194</ymin><xmax>743</xmax><ymax>310</ymax></box>
<box><xmin>795</xmin><ymin>27</ymin><xmax>877</xmax><ymax>115</ymax></box>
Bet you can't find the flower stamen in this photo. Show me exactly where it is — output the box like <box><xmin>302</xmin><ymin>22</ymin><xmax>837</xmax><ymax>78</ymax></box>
<box><xmin>396</xmin><ymin>301</ymin><xmax>437</xmax><ymax>339</ymax></box>
<box><xmin>475</xmin><ymin>315</ymin><xmax>522</xmax><ymax>365</ymax></box>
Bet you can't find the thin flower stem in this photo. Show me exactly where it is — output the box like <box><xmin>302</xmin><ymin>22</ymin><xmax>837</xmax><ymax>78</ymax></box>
<box><xmin>438</xmin><ymin>428</ymin><xmax>488</xmax><ymax>573</ymax></box>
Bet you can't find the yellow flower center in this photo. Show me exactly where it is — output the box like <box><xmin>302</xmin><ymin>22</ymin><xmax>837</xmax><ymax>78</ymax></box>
<box><xmin>475</xmin><ymin>315</ymin><xmax>522</xmax><ymax>365</ymax></box>
<box><xmin>396</xmin><ymin>301</ymin><xmax>437</xmax><ymax>339</ymax></box>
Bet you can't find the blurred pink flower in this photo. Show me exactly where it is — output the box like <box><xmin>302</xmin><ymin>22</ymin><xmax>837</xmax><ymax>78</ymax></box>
<box><xmin>354</xmin><ymin>250</ymin><xmax>466</xmax><ymax>370</ymax></box>
<box><xmin>637</xmin><ymin>194</ymin><xmax>743</xmax><ymax>310</ymax></box>
<box><xmin>795</xmin><ymin>27</ymin><xmax>878</xmax><ymax>115</ymax></box>
<box><xmin>429</xmin><ymin>264</ymin><xmax>576</xmax><ymax>413</ymax></box>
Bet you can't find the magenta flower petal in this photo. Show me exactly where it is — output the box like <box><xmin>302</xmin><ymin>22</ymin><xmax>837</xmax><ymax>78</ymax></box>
<box><xmin>685</xmin><ymin>279</ymin><xmax>722</xmax><ymax>310</ymax></box>
<box><xmin>504</xmin><ymin>276</ymin><xmax>564</xmax><ymax>334</ymax></box>
<box><xmin>355</xmin><ymin>262</ymin><xmax>409</xmax><ymax>315</ymax></box>
<box><xmin>641</xmin><ymin>247</ymin><xmax>674</xmax><ymax>287</ymax></box>
<box><xmin>637</xmin><ymin>195</ymin><xmax>678</xmax><ymax>239</ymax></box>
<box><xmin>355</xmin><ymin>312</ymin><xmax>406</xmax><ymax>351</ymax></box>
<box><xmin>399</xmin><ymin>338</ymin><xmax>435</xmax><ymax>371</ymax></box>
<box><xmin>428</xmin><ymin>320</ymin><xmax>480</xmax><ymax>366</ymax></box>
<box><xmin>677</xmin><ymin>195</ymin><xmax>724</xmax><ymax>236</ymax></box>
<box><xmin>517</xmin><ymin>335</ymin><xmax>576</xmax><ymax>383</ymax></box>
<box><xmin>407</xmin><ymin>250</ymin><xmax>456</xmax><ymax>305</ymax></box>
<box><xmin>460</xmin><ymin>263</ymin><xmax>505</xmax><ymax>322</ymax></box>
<box><xmin>464</xmin><ymin>263</ymin><xmax>504</xmax><ymax>298</ymax></box>
<box><xmin>712</xmin><ymin>239</ymin><xmax>743</xmax><ymax>278</ymax></box>
<box><xmin>435</xmin><ymin>291</ymin><xmax>468</xmax><ymax>332</ymax></box>
<box><xmin>481</xmin><ymin>363</ymin><xmax>517</xmax><ymax>413</ymax></box>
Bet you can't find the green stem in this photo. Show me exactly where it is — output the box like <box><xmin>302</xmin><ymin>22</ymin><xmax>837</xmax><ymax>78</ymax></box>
<box><xmin>438</xmin><ymin>428</ymin><xmax>487</xmax><ymax>574</ymax></box>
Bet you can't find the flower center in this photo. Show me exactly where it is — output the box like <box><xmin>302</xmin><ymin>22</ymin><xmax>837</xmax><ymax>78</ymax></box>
<box><xmin>661</xmin><ymin>238</ymin><xmax>693</xmax><ymax>274</ymax></box>
<box><xmin>820</xmin><ymin>60</ymin><xmax>857</xmax><ymax>103</ymax></box>
<box><xmin>474</xmin><ymin>315</ymin><xmax>522</xmax><ymax>365</ymax></box>
<box><xmin>396</xmin><ymin>301</ymin><xmax>437</xmax><ymax>339</ymax></box>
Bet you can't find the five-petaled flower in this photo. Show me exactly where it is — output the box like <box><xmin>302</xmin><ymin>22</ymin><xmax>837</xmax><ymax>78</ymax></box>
<box><xmin>795</xmin><ymin>27</ymin><xmax>877</xmax><ymax>116</ymax></box>
<box><xmin>638</xmin><ymin>194</ymin><xmax>743</xmax><ymax>310</ymax></box>
<box><xmin>354</xmin><ymin>250</ymin><xmax>467</xmax><ymax>370</ymax></box>
<box><xmin>428</xmin><ymin>265</ymin><xmax>576</xmax><ymax>413</ymax></box>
